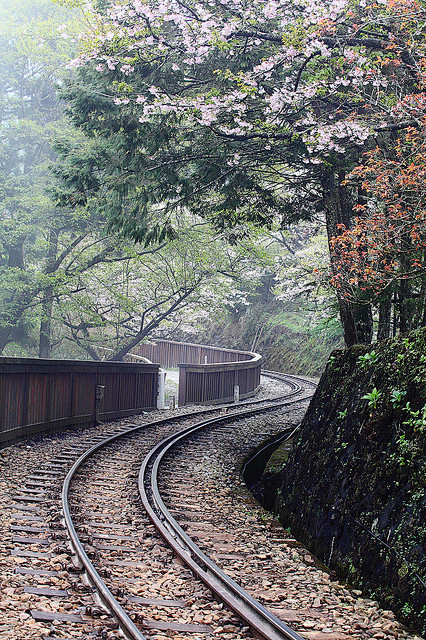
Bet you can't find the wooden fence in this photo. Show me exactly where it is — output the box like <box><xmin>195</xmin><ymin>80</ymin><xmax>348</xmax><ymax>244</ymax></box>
<box><xmin>0</xmin><ymin>357</ymin><xmax>159</xmax><ymax>448</ymax></box>
<box><xmin>134</xmin><ymin>339</ymin><xmax>262</xmax><ymax>405</ymax></box>
<box><xmin>0</xmin><ymin>340</ymin><xmax>262</xmax><ymax>448</ymax></box>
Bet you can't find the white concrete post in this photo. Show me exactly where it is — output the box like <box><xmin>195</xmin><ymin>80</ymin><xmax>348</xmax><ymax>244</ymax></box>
<box><xmin>157</xmin><ymin>369</ymin><xmax>166</xmax><ymax>410</ymax></box>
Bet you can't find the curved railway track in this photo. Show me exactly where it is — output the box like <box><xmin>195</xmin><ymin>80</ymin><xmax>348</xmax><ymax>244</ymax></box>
<box><xmin>138</xmin><ymin>410</ymin><xmax>305</xmax><ymax>640</ymax></box>
<box><xmin>4</xmin><ymin>372</ymin><xmax>419</xmax><ymax>640</ymax></box>
<box><xmin>60</xmin><ymin>372</ymin><xmax>312</xmax><ymax>640</ymax></box>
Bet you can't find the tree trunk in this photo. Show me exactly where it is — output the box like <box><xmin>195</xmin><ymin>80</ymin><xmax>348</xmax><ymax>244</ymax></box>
<box><xmin>352</xmin><ymin>302</ymin><xmax>373</xmax><ymax>344</ymax></box>
<box><xmin>5</xmin><ymin>238</ymin><xmax>25</xmax><ymax>269</ymax></box>
<box><xmin>108</xmin><ymin>288</ymin><xmax>197</xmax><ymax>361</ymax></box>
<box><xmin>415</xmin><ymin>268</ymin><xmax>426</xmax><ymax>329</ymax></box>
<box><xmin>377</xmin><ymin>298</ymin><xmax>392</xmax><ymax>340</ymax></box>
<box><xmin>39</xmin><ymin>286</ymin><xmax>54</xmax><ymax>358</ymax></box>
<box><xmin>337</xmin><ymin>298</ymin><xmax>358</xmax><ymax>347</ymax></box>
<box><xmin>0</xmin><ymin>237</ymin><xmax>30</xmax><ymax>353</ymax></box>
<box><xmin>398</xmin><ymin>231</ymin><xmax>417</xmax><ymax>334</ymax></box>
<box><xmin>322</xmin><ymin>168</ymin><xmax>376</xmax><ymax>346</ymax></box>
<box><xmin>337</xmin><ymin>169</ymin><xmax>351</xmax><ymax>228</ymax></box>
<box><xmin>322</xmin><ymin>169</ymin><xmax>358</xmax><ymax>347</ymax></box>
<box><xmin>0</xmin><ymin>284</ymin><xmax>40</xmax><ymax>353</ymax></box>
<box><xmin>38</xmin><ymin>228</ymin><xmax>59</xmax><ymax>358</ymax></box>
<box><xmin>393</xmin><ymin>302</ymin><xmax>398</xmax><ymax>337</ymax></box>
<box><xmin>0</xmin><ymin>326</ymin><xmax>17</xmax><ymax>353</ymax></box>
<box><xmin>398</xmin><ymin>277</ymin><xmax>412</xmax><ymax>335</ymax></box>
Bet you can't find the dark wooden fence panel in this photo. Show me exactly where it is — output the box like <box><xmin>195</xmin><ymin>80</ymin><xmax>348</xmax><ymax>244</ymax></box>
<box><xmin>0</xmin><ymin>358</ymin><xmax>159</xmax><ymax>448</ymax></box>
<box><xmin>134</xmin><ymin>339</ymin><xmax>262</xmax><ymax>406</ymax></box>
<box><xmin>177</xmin><ymin>356</ymin><xmax>262</xmax><ymax>406</ymax></box>
<box><xmin>134</xmin><ymin>339</ymin><xmax>249</xmax><ymax>368</ymax></box>
<box><xmin>0</xmin><ymin>339</ymin><xmax>261</xmax><ymax>447</ymax></box>
<box><xmin>0</xmin><ymin>372</ymin><xmax>25</xmax><ymax>431</ymax></box>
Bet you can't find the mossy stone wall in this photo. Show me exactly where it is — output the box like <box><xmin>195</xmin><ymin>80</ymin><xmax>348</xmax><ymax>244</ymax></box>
<box><xmin>270</xmin><ymin>328</ymin><xmax>426</xmax><ymax>633</ymax></box>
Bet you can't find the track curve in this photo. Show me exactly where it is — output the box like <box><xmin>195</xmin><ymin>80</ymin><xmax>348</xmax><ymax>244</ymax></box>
<box><xmin>60</xmin><ymin>373</ymin><xmax>313</xmax><ymax>640</ymax></box>
<box><xmin>138</xmin><ymin>413</ymin><xmax>306</xmax><ymax>640</ymax></box>
<box><xmin>5</xmin><ymin>371</ymin><xmax>421</xmax><ymax>640</ymax></box>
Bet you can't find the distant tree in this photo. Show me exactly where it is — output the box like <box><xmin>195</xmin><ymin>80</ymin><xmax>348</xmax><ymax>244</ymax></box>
<box><xmin>183</xmin><ymin>223</ymin><xmax>343</xmax><ymax>375</ymax></box>
<box><xmin>42</xmin><ymin>216</ymin><xmax>272</xmax><ymax>360</ymax></box>
<box><xmin>0</xmin><ymin>0</ymin><xmax>80</xmax><ymax>355</ymax></box>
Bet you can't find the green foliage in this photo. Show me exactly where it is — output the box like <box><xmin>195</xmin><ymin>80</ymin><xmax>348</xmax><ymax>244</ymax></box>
<box><xmin>357</xmin><ymin>350</ymin><xmax>379</xmax><ymax>367</ymax></box>
<box><xmin>0</xmin><ymin>0</ymin><xmax>81</xmax><ymax>353</ymax></box>
<box><xmin>401</xmin><ymin>602</ymin><xmax>413</xmax><ymax>617</ymax></box>
<box><xmin>389</xmin><ymin>434</ymin><xmax>419</xmax><ymax>467</ymax></box>
<box><xmin>362</xmin><ymin>387</ymin><xmax>382</xmax><ymax>410</ymax></box>
<box><xmin>403</xmin><ymin>402</ymin><xmax>426</xmax><ymax>433</ymax></box>
<box><xmin>390</xmin><ymin>389</ymin><xmax>406</xmax><ymax>408</ymax></box>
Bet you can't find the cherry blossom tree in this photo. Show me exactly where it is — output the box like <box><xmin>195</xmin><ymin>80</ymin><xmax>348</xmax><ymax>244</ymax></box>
<box><xmin>53</xmin><ymin>0</ymin><xmax>426</xmax><ymax>345</ymax></box>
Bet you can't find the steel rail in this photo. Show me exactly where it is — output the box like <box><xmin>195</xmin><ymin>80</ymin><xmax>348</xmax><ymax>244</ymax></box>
<box><xmin>231</xmin><ymin>373</ymin><xmax>302</xmax><ymax>409</ymax></box>
<box><xmin>262</xmin><ymin>370</ymin><xmax>318</xmax><ymax>391</ymax></box>
<box><xmin>138</xmin><ymin>400</ymin><xmax>315</xmax><ymax>640</ymax></box>
<box><xmin>61</xmin><ymin>434</ymin><xmax>149</xmax><ymax>640</ymax></box>
<box><xmin>61</xmin><ymin>373</ymin><xmax>314</xmax><ymax>640</ymax></box>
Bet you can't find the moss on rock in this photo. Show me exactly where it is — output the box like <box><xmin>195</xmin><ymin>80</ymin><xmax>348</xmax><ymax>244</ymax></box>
<box><xmin>269</xmin><ymin>328</ymin><xmax>426</xmax><ymax>634</ymax></box>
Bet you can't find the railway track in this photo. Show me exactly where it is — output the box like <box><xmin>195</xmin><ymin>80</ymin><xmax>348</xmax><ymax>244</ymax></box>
<box><xmin>3</xmin><ymin>373</ymin><xmax>421</xmax><ymax>640</ymax></box>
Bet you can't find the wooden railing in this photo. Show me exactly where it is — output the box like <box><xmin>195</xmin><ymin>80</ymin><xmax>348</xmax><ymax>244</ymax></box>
<box><xmin>0</xmin><ymin>340</ymin><xmax>262</xmax><ymax>447</ymax></box>
<box><xmin>134</xmin><ymin>339</ymin><xmax>262</xmax><ymax>406</ymax></box>
<box><xmin>0</xmin><ymin>357</ymin><xmax>159</xmax><ymax>448</ymax></box>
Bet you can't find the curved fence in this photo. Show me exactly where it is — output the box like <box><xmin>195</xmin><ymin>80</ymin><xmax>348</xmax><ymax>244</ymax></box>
<box><xmin>0</xmin><ymin>340</ymin><xmax>262</xmax><ymax>448</ymax></box>
<box><xmin>133</xmin><ymin>339</ymin><xmax>262</xmax><ymax>406</ymax></box>
<box><xmin>0</xmin><ymin>357</ymin><xmax>159</xmax><ymax>448</ymax></box>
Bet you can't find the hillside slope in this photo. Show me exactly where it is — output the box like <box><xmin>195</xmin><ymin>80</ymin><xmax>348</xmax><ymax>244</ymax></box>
<box><xmin>268</xmin><ymin>329</ymin><xmax>426</xmax><ymax>633</ymax></box>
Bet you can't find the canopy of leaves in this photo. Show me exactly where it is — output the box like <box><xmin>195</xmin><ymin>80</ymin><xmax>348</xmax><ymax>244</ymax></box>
<box><xmin>53</xmin><ymin>0</ymin><xmax>425</xmax><ymax>240</ymax></box>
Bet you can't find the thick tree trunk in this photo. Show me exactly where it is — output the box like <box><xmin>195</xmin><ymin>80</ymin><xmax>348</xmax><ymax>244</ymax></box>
<box><xmin>393</xmin><ymin>302</ymin><xmax>398</xmax><ymax>337</ymax></box>
<box><xmin>322</xmin><ymin>169</ymin><xmax>359</xmax><ymax>347</ymax></box>
<box><xmin>398</xmin><ymin>276</ymin><xmax>412</xmax><ymax>335</ymax></box>
<box><xmin>353</xmin><ymin>302</ymin><xmax>373</xmax><ymax>344</ymax></box>
<box><xmin>337</xmin><ymin>298</ymin><xmax>358</xmax><ymax>347</ymax></box>
<box><xmin>398</xmin><ymin>232</ymin><xmax>417</xmax><ymax>334</ymax></box>
<box><xmin>399</xmin><ymin>291</ymin><xmax>410</xmax><ymax>334</ymax></box>
<box><xmin>322</xmin><ymin>168</ymin><xmax>377</xmax><ymax>346</ymax></box>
